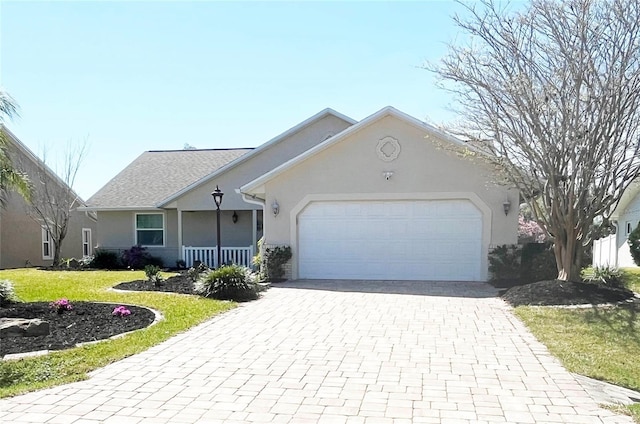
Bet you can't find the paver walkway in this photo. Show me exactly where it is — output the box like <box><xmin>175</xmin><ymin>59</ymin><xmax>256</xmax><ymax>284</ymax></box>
<box><xmin>0</xmin><ymin>280</ymin><xmax>633</xmax><ymax>423</ymax></box>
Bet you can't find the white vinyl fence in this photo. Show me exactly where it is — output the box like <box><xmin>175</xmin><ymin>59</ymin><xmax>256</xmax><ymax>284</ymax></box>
<box><xmin>182</xmin><ymin>245</ymin><xmax>254</xmax><ymax>268</ymax></box>
<box><xmin>592</xmin><ymin>234</ymin><xmax>617</xmax><ymax>267</ymax></box>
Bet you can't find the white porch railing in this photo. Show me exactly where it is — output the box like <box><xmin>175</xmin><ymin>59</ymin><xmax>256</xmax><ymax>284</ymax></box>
<box><xmin>592</xmin><ymin>234</ymin><xmax>617</xmax><ymax>267</ymax></box>
<box><xmin>182</xmin><ymin>245</ymin><xmax>254</xmax><ymax>268</ymax></box>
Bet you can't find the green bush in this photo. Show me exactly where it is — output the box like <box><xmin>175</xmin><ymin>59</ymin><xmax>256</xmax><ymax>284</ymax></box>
<box><xmin>144</xmin><ymin>265</ymin><xmax>163</xmax><ymax>287</ymax></box>
<box><xmin>521</xmin><ymin>242</ymin><xmax>558</xmax><ymax>283</ymax></box>
<box><xmin>581</xmin><ymin>265</ymin><xmax>624</xmax><ymax>287</ymax></box>
<box><xmin>187</xmin><ymin>262</ymin><xmax>209</xmax><ymax>282</ymax></box>
<box><xmin>194</xmin><ymin>264</ymin><xmax>260</xmax><ymax>302</ymax></box>
<box><xmin>628</xmin><ymin>221</ymin><xmax>640</xmax><ymax>266</ymax></box>
<box><xmin>90</xmin><ymin>250</ymin><xmax>122</xmax><ymax>269</ymax></box>
<box><xmin>263</xmin><ymin>245</ymin><xmax>292</xmax><ymax>281</ymax></box>
<box><xmin>488</xmin><ymin>245</ymin><xmax>521</xmax><ymax>281</ymax></box>
<box><xmin>0</xmin><ymin>279</ymin><xmax>18</xmax><ymax>306</ymax></box>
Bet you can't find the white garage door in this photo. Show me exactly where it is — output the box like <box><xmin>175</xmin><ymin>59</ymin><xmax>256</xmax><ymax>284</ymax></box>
<box><xmin>298</xmin><ymin>200</ymin><xmax>483</xmax><ymax>281</ymax></box>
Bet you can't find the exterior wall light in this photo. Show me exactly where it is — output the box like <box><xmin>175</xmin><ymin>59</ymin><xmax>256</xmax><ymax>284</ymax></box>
<box><xmin>232</xmin><ymin>211</ymin><xmax>238</xmax><ymax>223</ymax></box>
<box><xmin>503</xmin><ymin>199</ymin><xmax>511</xmax><ymax>216</ymax></box>
<box><xmin>272</xmin><ymin>200</ymin><xmax>279</xmax><ymax>217</ymax></box>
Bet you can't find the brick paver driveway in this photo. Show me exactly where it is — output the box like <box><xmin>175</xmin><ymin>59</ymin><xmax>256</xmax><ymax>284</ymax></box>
<box><xmin>0</xmin><ymin>280</ymin><xmax>632</xmax><ymax>423</ymax></box>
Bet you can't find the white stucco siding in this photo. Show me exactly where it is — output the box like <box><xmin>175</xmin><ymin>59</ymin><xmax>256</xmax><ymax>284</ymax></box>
<box><xmin>260</xmin><ymin>115</ymin><xmax>518</xmax><ymax>280</ymax></box>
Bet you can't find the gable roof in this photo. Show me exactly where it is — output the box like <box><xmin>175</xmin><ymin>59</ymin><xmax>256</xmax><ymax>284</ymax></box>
<box><xmin>1</xmin><ymin>125</ymin><xmax>89</xmax><ymax>207</ymax></box>
<box><xmin>240</xmin><ymin>106</ymin><xmax>474</xmax><ymax>196</ymax></box>
<box><xmin>86</xmin><ymin>148</ymin><xmax>252</xmax><ymax>209</ymax></box>
<box><xmin>613</xmin><ymin>178</ymin><xmax>640</xmax><ymax>218</ymax></box>
<box><xmin>156</xmin><ymin>108</ymin><xmax>356</xmax><ymax>207</ymax></box>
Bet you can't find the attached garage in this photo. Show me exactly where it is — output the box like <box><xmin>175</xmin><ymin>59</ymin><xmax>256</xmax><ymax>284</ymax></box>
<box><xmin>240</xmin><ymin>106</ymin><xmax>519</xmax><ymax>282</ymax></box>
<box><xmin>298</xmin><ymin>200</ymin><xmax>483</xmax><ymax>281</ymax></box>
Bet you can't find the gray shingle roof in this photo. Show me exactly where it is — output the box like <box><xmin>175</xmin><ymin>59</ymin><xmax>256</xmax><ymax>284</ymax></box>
<box><xmin>86</xmin><ymin>149</ymin><xmax>252</xmax><ymax>208</ymax></box>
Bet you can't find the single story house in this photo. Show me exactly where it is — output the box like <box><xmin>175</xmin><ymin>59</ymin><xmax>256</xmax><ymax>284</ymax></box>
<box><xmin>0</xmin><ymin>126</ymin><xmax>97</xmax><ymax>268</ymax></box>
<box><xmin>84</xmin><ymin>106</ymin><xmax>518</xmax><ymax>281</ymax></box>
<box><xmin>593</xmin><ymin>180</ymin><xmax>640</xmax><ymax>268</ymax></box>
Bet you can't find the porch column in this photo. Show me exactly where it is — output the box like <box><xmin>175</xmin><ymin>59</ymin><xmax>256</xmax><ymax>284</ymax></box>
<box><xmin>177</xmin><ymin>209</ymin><xmax>183</xmax><ymax>260</ymax></box>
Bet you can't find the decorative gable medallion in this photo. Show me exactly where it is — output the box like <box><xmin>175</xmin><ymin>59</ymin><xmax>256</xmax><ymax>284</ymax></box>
<box><xmin>376</xmin><ymin>136</ymin><xmax>401</xmax><ymax>162</ymax></box>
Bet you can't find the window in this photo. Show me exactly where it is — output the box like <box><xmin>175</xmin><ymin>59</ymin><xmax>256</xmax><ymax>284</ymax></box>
<box><xmin>135</xmin><ymin>213</ymin><xmax>164</xmax><ymax>246</ymax></box>
<box><xmin>42</xmin><ymin>228</ymin><xmax>53</xmax><ymax>260</ymax></box>
<box><xmin>82</xmin><ymin>228</ymin><xmax>92</xmax><ymax>257</ymax></box>
<box><xmin>627</xmin><ymin>221</ymin><xmax>633</xmax><ymax>235</ymax></box>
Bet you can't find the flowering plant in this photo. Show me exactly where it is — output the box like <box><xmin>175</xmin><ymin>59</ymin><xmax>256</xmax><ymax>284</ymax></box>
<box><xmin>50</xmin><ymin>298</ymin><xmax>73</xmax><ymax>313</ymax></box>
<box><xmin>112</xmin><ymin>306</ymin><xmax>131</xmax><ymax>317</ymax></box>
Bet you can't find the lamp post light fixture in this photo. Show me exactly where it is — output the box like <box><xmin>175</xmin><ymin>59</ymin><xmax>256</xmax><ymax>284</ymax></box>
<box><xmin>211</xmin><ymin>185</ymin><xmax>224</xmax><ymax>267</ymax></box>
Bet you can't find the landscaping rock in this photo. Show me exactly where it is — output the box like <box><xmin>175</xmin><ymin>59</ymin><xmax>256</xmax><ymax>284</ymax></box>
<box><xmin>0</xmin><ymin>318</ymin><xmax>50</xmax><ymax>337</ymax></box>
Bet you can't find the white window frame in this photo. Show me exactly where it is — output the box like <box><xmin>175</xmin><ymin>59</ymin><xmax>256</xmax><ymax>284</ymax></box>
<box><xmin>42</xmin><ymin>227</ymin><xmax>53</xmax><ymax>260</ymax></box>
<box><xmin>134</xmin><ymin>212</ymin><xmax>165</xmax><ymax>247</ymax></box>
<box><xmin>82</xmin><ymin>228</ymin><xmax>92</xmax><ymax>257</ymax></box>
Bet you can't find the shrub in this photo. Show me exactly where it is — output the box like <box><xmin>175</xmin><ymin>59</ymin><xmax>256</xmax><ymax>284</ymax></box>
<box><xmin>112</xmin><ymin>306</ymin><xmax>131</xmax><ymax>317</ymax></box>
<box><xmin>520</xmin><ymin>242</ymin><xmax>558</xmax><ymax>283</ymax></box>
<box><xmin>628</xmin><ymin>221</ymin><xmax>640</xmax><ymax>266</ymax></box>
<box><xmin>176</xmin><ymin>259</ymin><xmax>186</xmax><ymax>269</ymax></box>
<box><xmin>488</xmin><ymin>245</ymin><xmax>521</xmax><ymax>281</ymax></box>
<box><xmin>581</xmin><ymin>265</ymin><xmax>624</xmax><ymax>287</ymax></box>
<box><xmin>121</xmin><ymin>245</ymin><xmax>163</xmax><ymax>269</ymax></box>
<box><xmin>187</xmin><ymin>263</ymin><xmax>209</xmax><ymax>282</ymax></box>
<box><xmin>144</xmin><ymin>265</ymin><xmax>163</xmax><ymax>287</ymax></box>
<box><xmin>0</xmin><ymin>279</ymin><xmax>18</xmax><ymax>306</ymax></box>
<box><xmin>90</xmin><ymin>249</ymin><xmax>122</xmax><ymax>269</ymax></box>
<box><xmin>263</xmin><ymin>245</ymin><xmax>292</xmax><ymax>281</ymax></box>
<box><xmin>194</xmin><ymin>264</ymin><xmax>261</xmax><ymax>301</ymax></box>
<box><xmin>50</xmin><ymin>298</ymin><xmax>73</xmax><ymax>313</ymax></box>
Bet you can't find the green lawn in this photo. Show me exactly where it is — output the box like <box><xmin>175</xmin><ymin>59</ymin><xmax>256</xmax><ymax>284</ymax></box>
<box><xmin>514</xmin><ymin>268</ymin><xmax>640</xmax><ymax>422</ymax></box>
<box><xmin>0</xmin><ymin>269</ymin><xmax>234</xmax><ymax>398</ymax></box>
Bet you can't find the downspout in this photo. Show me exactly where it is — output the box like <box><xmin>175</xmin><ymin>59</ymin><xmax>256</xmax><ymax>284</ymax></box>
<box><xmin>612</xmin><ymin>220</ymin><xmax>619</xmax><ymax>267</ymax></box>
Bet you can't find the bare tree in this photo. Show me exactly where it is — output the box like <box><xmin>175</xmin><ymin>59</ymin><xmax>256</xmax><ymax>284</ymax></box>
<box><xmin>0</xmin><ymin>90</ymin><xmax>30</xmax><ymax>203</ymax></box>
<box><xmin>29</xmin><ymin>141</ymin><xmax>87</xmax><ymax>266</ymax></box>
<box><xmin>429</xmin><ymin>0</ymin><xmax>640</xmax><ymax>281</ymax></box>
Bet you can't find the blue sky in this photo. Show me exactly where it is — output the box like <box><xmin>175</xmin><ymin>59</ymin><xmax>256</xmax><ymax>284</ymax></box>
<box><xmin>1</xmin><ymin>0</ymin><xmax>469</xmax><ymax>200</ymax></box>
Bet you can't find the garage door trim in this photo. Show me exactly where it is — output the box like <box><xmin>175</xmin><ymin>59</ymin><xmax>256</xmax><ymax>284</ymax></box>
<box><xmin>290</xmin><ymin>192</ymin><xmax>492</xmax><ymax>281</ymax></box>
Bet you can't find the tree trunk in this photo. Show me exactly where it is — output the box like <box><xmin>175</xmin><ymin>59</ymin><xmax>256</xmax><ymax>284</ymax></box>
<box><xmin>553</xmin><ymin>237</ymin><xmax>583</xmax><ymax>282</ymax></box>
<box><xmin>52</xmin><ymin>241</ymin><xmax>61</xmax><ymax>267</ymax></box>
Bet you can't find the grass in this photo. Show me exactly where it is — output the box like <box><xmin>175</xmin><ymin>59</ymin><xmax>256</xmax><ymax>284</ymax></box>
<box><xmin>0</xmin><ymin>269</ymin><xmax>234</xmax><ymax>398</ymax></box>
<box><xmin>514</xmin><ymin>267</ymin><xmax>640</xmax><ymax>422</ymax></box>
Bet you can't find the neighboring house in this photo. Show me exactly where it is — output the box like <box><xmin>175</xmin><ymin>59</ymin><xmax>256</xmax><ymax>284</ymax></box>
<box><xmin>0</xmin><ymin>126</ymin><xmax>97</xmax><ymax>269</ymax></box>
<box><xmin>593</xmin><ymin>180</ymin><xmax>640</xmax><ymax>268</ymax></box>
<box><xmin>86</xmin><ymin>106</ymin><xmax>518</xmax><ymax>281</ymax></box>
<box><xmin>82</xmin><ymin>108</ymin><xmax>356</xmax><ymax>268</ymax></box>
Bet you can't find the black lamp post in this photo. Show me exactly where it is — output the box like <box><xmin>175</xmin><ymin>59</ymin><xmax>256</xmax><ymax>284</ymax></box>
<box><xmin>211</xmin><ymin>185</ymin><xmax>224</xmax><ymax>268</ymax></box>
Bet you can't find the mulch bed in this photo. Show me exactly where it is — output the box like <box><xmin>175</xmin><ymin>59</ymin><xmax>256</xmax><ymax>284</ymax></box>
<box><xmin>0</xmin><ymin>302</ymin><xmax>156</xmax><ymax>357</ymax></box>
<box><xmin>113</xmin><ymin>273</ymin><xmax>196</xmax><ymax>294</ymax></box>
<box><xmin>501</xmin><ymin>279</ymin><xmax>637</xmax><ymax>307</ymax></box>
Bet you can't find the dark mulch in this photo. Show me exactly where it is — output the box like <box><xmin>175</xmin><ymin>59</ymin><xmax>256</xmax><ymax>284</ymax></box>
<box><xmin>113</xmin><ymin>273</ymin><xmax>195</xmax><ymax>294</ymax></box>
<box><xmin>0</xmin><ymin>302</ymin><xmax>156</xmax><ymax>356</ymax></box>
<box><xmin>502</xmin><ymin>279</ymin><xmax>637</xmax><ymax>307</ymax></box>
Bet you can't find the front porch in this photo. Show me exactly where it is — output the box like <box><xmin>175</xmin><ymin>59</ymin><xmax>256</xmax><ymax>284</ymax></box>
<box><xmin>177</xmin><ymin>209</ymin><xmax>263</xmax><ymax>268</ymax></box>
<box><xmin>182</xmin><ymin>245</ymin><xmax>254</xmax><ymax>268</ymax></box>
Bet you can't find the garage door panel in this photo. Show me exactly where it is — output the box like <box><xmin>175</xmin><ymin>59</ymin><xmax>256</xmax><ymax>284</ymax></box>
<box><xmin>298</xmin><ymin>200</ymin><xmax>483</xmax><ymax>281</ymax></box>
